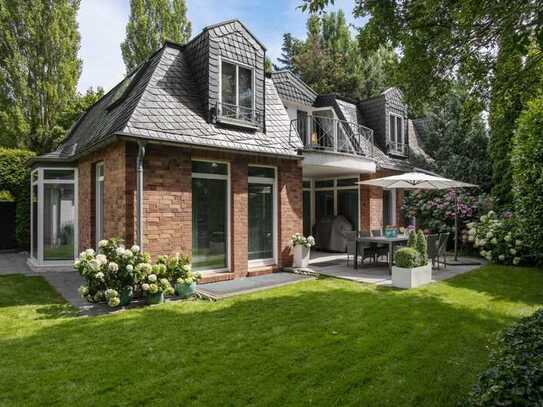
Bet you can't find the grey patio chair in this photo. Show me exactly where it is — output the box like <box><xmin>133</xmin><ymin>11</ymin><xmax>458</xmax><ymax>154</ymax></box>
<box><xmin>437</xmin><ymin>233</ymin><xmax>450</xmax><ymax>269</ymax></box>
<box><xmin>346</xmin><ymin>231</ymin><xmax>375</xmax><ymax>265</ymax></box>
<box><xmin>426</xmin><ymin>234</ymin><xmax>440</xmax><ymax>269</ymax></box>
<box><xmin>370</xmin><ymin>229</ymin><xmax>389</xmax><ymax>262</ymax></box>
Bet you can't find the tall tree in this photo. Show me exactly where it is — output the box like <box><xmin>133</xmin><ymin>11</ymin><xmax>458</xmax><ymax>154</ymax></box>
<box><xmin>121</xmin><ymin>0</ymin><xmax>191</xmax><ymax>72</ymax></box>
<box><xmin>274</xmin><ymin>33</ymin><xmax>302</xmax><ymax>72</ymax></box>
<box><xmin>0</xmin><ymin>0</ymin><xmax>82</xmax><ymax>152</ymax></box>
<box><xmin>290</xmin><ymin>11</ymin><xmax>398</xmax><ymax>100</ymax></box>
<box><xmin>56</xmin><ymin>87</ymin><xmax>105</xmax><ymax>132</ymax></box>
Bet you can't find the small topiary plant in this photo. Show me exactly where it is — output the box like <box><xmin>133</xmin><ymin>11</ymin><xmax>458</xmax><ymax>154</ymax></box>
<box><xmin>394</xmin><ymin>247</ymin><xmax>419</xmax><ymax>268</ymax></box>
<box><xmin>407</xmin><ymin>230</ymin><xmax>417</xmax><ymax>248</ymax></box>
<box><xmin>415</xmin><ymin>230</ymin><xmax>428</xmax><ymax>266</ymax></box>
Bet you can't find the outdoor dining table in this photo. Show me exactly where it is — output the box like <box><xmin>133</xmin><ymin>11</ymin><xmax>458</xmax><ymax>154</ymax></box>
<box><xmin>354</xmin><ymin>235</ymin><xmax>410</xmax><ymax>274</ymax></box>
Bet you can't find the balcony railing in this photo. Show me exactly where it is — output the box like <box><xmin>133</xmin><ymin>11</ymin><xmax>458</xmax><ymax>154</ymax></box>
<box><xmin>289</xmin><ymin>115</ymin><xmax>374</xmax><ymax>157</ymax></box>
<box><xmin>387</xmin><ymin>141</ymin><xmax>408</xmax><ymax>156</ymax></box>
<box><xmin>213</xmin><ymin>101</ymin><xmax>263</xmax><ymax>129</ymax></box>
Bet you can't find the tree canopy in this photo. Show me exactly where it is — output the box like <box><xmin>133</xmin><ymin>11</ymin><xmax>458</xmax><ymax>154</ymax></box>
<box><xmin>121</xmin><ymin>0</ymin><xmax>191</xmax><ymax>72</ymax></box>
<box><xmin>0</xmin><ymin>0</ymin><xmax>82</xmax><ymax>152</ymax></box>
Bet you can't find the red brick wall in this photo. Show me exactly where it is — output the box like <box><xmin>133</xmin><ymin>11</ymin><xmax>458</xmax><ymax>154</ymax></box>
<box><xmin>78</xmin><ymin>143</ymin><xmax>302</xmax><ymax>279</ymax></box>
<box><xmin>78</xmin><ymin>141</ymin><xmax>130</xmax><ymax>251</ymax></box>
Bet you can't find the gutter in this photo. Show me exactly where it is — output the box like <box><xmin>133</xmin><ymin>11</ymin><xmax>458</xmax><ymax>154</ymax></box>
<box><xmin>136</xmin><ymin>141</ymin><xmax>146</xmax><ymax>250</ymax></box>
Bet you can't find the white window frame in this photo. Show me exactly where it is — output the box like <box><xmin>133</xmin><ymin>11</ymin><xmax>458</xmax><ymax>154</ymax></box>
<box><xmin>191</xmin><ymin>159</ymin><xmax>231</xmax><ymax>274</ymax></box>
<box><xmin>388</xmin><ymin>113</ymin><xmax>404</xmax><ymax>152</ymax></box>
<box><xmin>95</xmin><ymin>162</ymin><xmax>104</xmax><ymax>246</ymax></box>
<box><xmin>29</xmin><ymin>167</ymin><xmax>79</xmax><ymax>267</ymax></box>
<box><xmin>218</xmin><ymin>57</ymin><xmax>256</xmax><ymax>120</ymax></box>
<box><xmin>248</xmin><ymin>165</ymin><xmax>277</xmax><ymax>267</ymax></box>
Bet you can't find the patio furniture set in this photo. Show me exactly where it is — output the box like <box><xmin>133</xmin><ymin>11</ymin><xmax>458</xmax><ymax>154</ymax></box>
<box><xmin>347</xmin><ymin>230</ymin><xmax>450</xmax><ymax>274</ymax></box>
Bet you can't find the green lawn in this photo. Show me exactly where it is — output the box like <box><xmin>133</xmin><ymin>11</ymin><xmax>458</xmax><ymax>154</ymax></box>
<box><xmin>1</xmin><ymin>265</ymin><xmax>542</xmax><ymax>406</ymax></box>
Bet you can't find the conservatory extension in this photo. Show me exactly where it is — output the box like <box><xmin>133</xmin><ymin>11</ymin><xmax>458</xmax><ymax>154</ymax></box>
<box><xmin>29</xmin><ymin>167</ymin><xmax>78</xmax><ymax>269</ymax></box>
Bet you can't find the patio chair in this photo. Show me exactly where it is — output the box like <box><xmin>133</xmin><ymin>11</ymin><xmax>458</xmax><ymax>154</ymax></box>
<box><xmin>370</xmin><ymin>229</ymin><xmax>389</xmax><ymax>262</ymax></box>
<box><xmin>346</xmin><ymin>231</ymin><xmax>375</xmax><ymax>265</ymax></box>
<box><xmin>437</xmin><ymin>233</ymin><xmax>450</xmax><ymax>269</ymax></box>
<box><xmin>426</xmin><ymin>234</ymin><xmax>440</xmax><ymax>269</ymax></box>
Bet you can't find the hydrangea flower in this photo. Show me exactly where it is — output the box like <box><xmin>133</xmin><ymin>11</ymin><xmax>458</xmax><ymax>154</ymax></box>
<box><xmin>131</xmin><ymin>245</ymin><xmax>140</xmax><ymax>253</ymax></box>
<box><xmin>148</xmin><ymin>283</ymin><xmax>158</xmax><ymax>294</ymax></box>
<box><xmin>96</xmin><ymin>254</ymin><xmax>107</xmax><ymax>265</ymax></box>
<box><xmin>491</xmin><ymin>238</ymin><xmax>498</xmax><ymax>245</ymax></box>
<box><xmin>95</xmin><ymin>271</ymin><xmax>105</xmax><ymax>281</ymax></box>
<box><xmin>98</xmin><ymin>240</ymin><xmax>108</xmax><ymax>248</ymax></box>
<box><xmin>510</xmin><ymin>248</ymin><xmax>517</xmax><ymax>255</ymax></box>
<box><xmin>85</xmin><ymin>248</ymin><xmax>95</xmax><ymax>256</ymax></box>
<box><xmin>108</xmin><ymin>262</ymin><xmax>119</xmax><ymax>272</ymax></box>
<box><xmin>513</xmin><ymin>257</ymin><xmax>520</xmax><ymax>265</ymax></box>
<box><xmin>78</xmin><ymin>285</ymin><xmax>89</xmax><ymax>297</ymax></box>
<box><xmin>104</xmin><ymin>289</ymin><xmax>119</xmax><ymax>300</ymax></box>
<box><xmin>498</xmin><ymin>254</ymin><xmax>505</xmax><ymax>261</ymax></box>
<box><xmin>108</xmin><ymin>296</ymin><xmax>120</xmax><ymax>307</ymax></box>
<box><xmin>126</xmin><ymin>264</ymin><xmax>133</xmax><ymax>272</ymax></box>
<box><xmin>142</xmin><ymin>283</ymin><xmax>150</xmax><ymax>291</ymax></box>
<box><xmin>115</xmin><ymin>247</ymin><xmax>125</xmax><ymax>256</ymax></box>
<box><xmin>148</xmin><ymin>274</ymin><xmax>157</xmax><ymax>283</ymax></box>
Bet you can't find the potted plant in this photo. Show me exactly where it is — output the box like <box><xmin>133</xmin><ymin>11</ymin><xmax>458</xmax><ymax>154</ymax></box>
<box><xmin>384</xmin><ymin>225</ymin><xmax>398</xmax><ymax>238</ymax></box>
<box><xmin>140</xmin><ymin>263</ymin><xmax>174</xmax><ymax>304</ymax></box>
<box><xmin>392</xmin><ymin>230</ymin><xmax>432</xmax><ymax>288</ymax></box>
<box><xmin>157</xmin><ymin>253</ymin><xmax>200</xmax><ymax>299</ymax></box>
<box><xmin>289</xmin><ymin>233</ymin><xmax>315</xmax><ymax>268</ymax></box>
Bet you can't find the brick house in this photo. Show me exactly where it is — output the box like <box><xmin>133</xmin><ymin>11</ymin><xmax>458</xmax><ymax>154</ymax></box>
<box><xmin>28</xmin><ymin>20</ymin><xmax>431</xmax><ymax>282</ymax></box>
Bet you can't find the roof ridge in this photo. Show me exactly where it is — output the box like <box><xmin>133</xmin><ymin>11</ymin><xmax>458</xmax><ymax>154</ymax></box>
<box><xmin>272</xmin><ymin>70</ymin><xmax>318</xmax><ymax>98</ymax></box>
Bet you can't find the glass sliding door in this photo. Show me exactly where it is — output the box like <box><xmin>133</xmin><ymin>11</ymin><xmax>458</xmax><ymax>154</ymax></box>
<box><xmin>303</xmin><ymin>190</ymin><xmax>311</xmax><ymax>236</ymax></box>
<box><xmin>248</xmin><ymin>166</ymin><xmax>276</xmax><ymax>264</ymax></box>
<box><xmin>383</xmin><ymin>189</ymin><xmax>396</xmax><ymax>226</ymax></box>
<box><xmin>337</xmin><ymin>189</ymin><xmax>358</xmax><ymax>230</ymax></box>
<box><xmin>315</xmin><ymin>190</ymin><xmax>334</xmax><ymax>224</ymax></box>
<box><xmin>192</xmin><ymin>161</ymin><xmax>229</xmax><ymax>272</ymax></box>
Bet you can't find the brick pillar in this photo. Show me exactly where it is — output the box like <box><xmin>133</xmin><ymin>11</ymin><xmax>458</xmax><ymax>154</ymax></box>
<box><xmin>278</xmin><ymin>160</ymin><xmax>303</xmax><ymax>267</ymax></box>
<box><xmin>359</xmin><ymin>173</ymin><xmax>384</xmax><ymax>231</ymax></box>
<box><xmin>230</xmin><ymin>158</ymin><xmax>248</xmax><ymax>277</ymax></box>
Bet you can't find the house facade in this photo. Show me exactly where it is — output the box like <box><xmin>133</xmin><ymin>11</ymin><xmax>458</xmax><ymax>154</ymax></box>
<box><xmin>28</xmin><ymin>19</ymin><xmax>430</xmax><ymax>283</ymax></box>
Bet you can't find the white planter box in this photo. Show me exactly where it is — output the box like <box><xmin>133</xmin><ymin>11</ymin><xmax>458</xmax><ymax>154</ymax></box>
<box><xmin>392</xmin><ymin>263</ymin><xmax>432</xmax><ymax>289</ymax></box>
<box><xmin>292</xmin><ymin>245</ymin><xmax>310</xmax><ymax>268</ymax></box>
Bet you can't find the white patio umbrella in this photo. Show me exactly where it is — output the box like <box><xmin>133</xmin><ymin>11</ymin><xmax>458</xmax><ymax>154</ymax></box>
<box><xmin>358</xmin><ymin>172</ymin><xmax>478</xmax><ymax>262</ymax></box>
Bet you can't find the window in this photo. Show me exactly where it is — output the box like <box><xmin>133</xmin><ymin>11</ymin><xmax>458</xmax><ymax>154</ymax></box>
<box><xmin>297</xmin><ymin>110</ymin><xmax>308</xmax><ymax>143</ymax></box>
<box><xmin>337</xmin><ymin>189</ymin><xmax>358</xmax><ymax>230</ymax></box>
<box><xmin>315</xmin><ymin>190</ymin><xmax>334</xmax><ymax>221</ymax></box>
<box><xmin>95</xmin><ymin>162</ymin><xmax>104</xmax><ymax>244</ymax></box>
<box><xmin>220</xmin><ymin>60</ymin><xmax>254</xmax><ymax>122</ymax></box>
<box><xmin>30</xmin><ymin>168</ymin><xmax>77</xmax><ymax>265</ymax></box>
<box><xmin>192</xmin><ymin>161</ymin><xmax>229</xmax><ymax>272</ymax></box>
<box><xmin>248</xmin><ymin>166</ymin><xmax>276</xmax><ymax>265</ymax></box>
<box><xmin>303</xmin><ymin>180</ymin><xmax>312</xmax><ymax>237</ymax></box>
<box><xmin>388</xmin><ymin>114</ymin><xmax>405</xmax><ymax>154</ymax></box>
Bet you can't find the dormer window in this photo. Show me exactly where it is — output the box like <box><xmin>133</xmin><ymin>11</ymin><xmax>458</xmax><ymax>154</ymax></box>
<box><xmin>388</xmin><ymin>114</ymin><xmax>407</xmax><ymax>156</ymax></box>
<box><xmin>219</xmin><ymin>59</ymin><xmax>257</xmax><ymax>127</ymax></box>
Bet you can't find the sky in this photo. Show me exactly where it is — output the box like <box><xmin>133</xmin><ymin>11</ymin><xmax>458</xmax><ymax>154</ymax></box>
<box><xmin>77</xmin><ymin>0</ymin><xmax>358</xmax><ymax>92</ymax></box>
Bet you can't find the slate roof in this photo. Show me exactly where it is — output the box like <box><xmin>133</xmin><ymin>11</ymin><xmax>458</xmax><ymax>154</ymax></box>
<box><xmin>34</xmin><ymin>37</ymin><xmax>301</xmax><ymax>163</ymax></box>
<box><xmin>271</xmin><ymin>71</ymin><xmax>318</xmax><ymax>106</ymax></box>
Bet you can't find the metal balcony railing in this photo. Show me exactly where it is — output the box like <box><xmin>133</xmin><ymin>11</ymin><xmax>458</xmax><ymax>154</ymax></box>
<box><xmin>387</xmin><ymin>141</ymin><xmax>408</xmax><ymax>156</ymax></box>
<box><xmin>289</xmin><ymin>115</ymin><xmax>374</xmax><ymax>157</ymax></box>
<box><xmin>213</xmin><ymin>101</ymin><xmax>263</xmax><ymax>129</ymax></box>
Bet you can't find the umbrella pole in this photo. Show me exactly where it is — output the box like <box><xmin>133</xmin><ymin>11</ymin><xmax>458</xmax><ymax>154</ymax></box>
<box><xmin>454</xmin><ymin>193</ymin><xmax>459</xmax><ymax>261</ymax></box>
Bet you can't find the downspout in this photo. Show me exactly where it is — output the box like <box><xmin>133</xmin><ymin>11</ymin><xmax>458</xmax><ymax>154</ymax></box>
<box><xmin>136</xmin><ymin>141</ymin><xmax>146</xmax><ymax>250</ymax></box>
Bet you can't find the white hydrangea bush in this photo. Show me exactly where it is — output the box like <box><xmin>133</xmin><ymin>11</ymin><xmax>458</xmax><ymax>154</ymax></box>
<box><xmin>74</xmin><ymin>238</ymin><xmax>151</xmax><ymax>307</ymax></box>
<box><xmin>140</xmin><ymin>263</ymin><xmax>175</xmax><ymax>296</ymax></box>
<box><xmin>289</xmin><ymin>233</ymin><xmax>316</xmax><ymax>248</ymax></box>
<box><xmin>467</xmin><ymin>211</ymin><xmax>524</xmax><ymax>265</ymax></box>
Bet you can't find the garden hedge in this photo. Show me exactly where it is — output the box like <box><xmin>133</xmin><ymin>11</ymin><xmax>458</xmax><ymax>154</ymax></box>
<box><xmin>464</xmin><ymin>309</ymin><xmax>543</xmax><ymax>406</ymax></box>
<box><xmin>0</xmin><ymin>148</ymin><xmax>35</xmax><ymax>248</ymax></box>
<box><xmin>512</xmin><ymin>96</ymin><xmax>543</xmax><ymax>265</ymax></box>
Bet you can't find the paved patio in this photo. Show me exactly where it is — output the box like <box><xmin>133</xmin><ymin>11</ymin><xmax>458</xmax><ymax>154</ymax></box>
<box><xmin>305</xmin><ymin>251</ymin><xmax>485</xmax><ymax>286</ymax></box>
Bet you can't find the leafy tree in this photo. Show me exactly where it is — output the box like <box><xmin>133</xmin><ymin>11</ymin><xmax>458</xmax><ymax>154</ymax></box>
<box><xmin>512</xmin><ymin>96</ymin><xmax>543</xmax><ymax>264</ymax></box>
<box><xmin>291</xmin><ymin>11</ymin><xmax>398</xmax><ymax>100</ymax></box>
<box><xmin>419</xmin><ymin>85</ymin><xmax>492</xmax><ymax>190</ymax></box>
<box><xmin>121</xmin><ymin>0</ymin><xmax>191</xmax><ymax>72</ymax></box>
<box><xmin>0</xmin><ymin>0</ymin><xmax>82</xmax><ymax>153</ymax></box>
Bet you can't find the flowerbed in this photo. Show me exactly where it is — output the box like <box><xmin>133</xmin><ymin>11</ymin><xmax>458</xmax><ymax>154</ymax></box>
<box><xmin>75</xmin><ymin>239</ymin><xmax>199</xmax><ymax>308</ymax></box>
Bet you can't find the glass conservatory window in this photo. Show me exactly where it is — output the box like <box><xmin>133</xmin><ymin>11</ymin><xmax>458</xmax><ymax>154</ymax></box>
<box><xmin>30</xmin><ymin>168</ymin><xmax>77</xmax><ymax>264</ymax></box>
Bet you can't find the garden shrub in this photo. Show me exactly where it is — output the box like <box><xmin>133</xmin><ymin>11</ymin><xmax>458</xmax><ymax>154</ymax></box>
<box><xmin>467</xmin><ymin>211</ymin><xmax>524</xmax><ymax>265</ymax></box>
<box><xmin>0</xmin><ymin>148</ymin><xmax>35</xmax><ymax>248</ymax></box>
<box><xmin>512</xmin><ymin>96</ymin><xmax>543</xmax><ymax>265</ymax></box>
<box><xmin>464</xmin><ymin>309</ymin><xmax>543</xmax><ymax>406</ymax></box>
<box><xmin>415</xmin><ymin>230</ymin><xmax>428</xmax><ymax>266</ymax></box>
<box><xmin>394</xmin><ymin>247</ymin><xmax>418</xmax><ymax>268</ymax></box>
<box><xmin>156</xmin><ymin>253</ymin><xmax>200</xmax><ymax>286</ymax></box>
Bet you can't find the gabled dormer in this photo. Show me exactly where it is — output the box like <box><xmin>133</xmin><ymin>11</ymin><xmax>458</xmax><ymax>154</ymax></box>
<box><xmin>358</xmin><ymin>87</ymin><xmax>408</xmax><ymax>157</ymax></box>
<box><xmin>185</xmin><ymin>19</ymin><xmax>266</xmax><ymax>130</ymax></box>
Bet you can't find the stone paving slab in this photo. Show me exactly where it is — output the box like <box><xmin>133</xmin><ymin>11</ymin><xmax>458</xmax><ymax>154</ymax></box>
<box><xmin>196</xmin><ymin>272</ymin><xmax>314</xmax><ymax>300</ymax></box>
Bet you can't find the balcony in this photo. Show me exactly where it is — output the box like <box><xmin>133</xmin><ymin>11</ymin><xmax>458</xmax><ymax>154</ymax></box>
<box><xmin>289</xmin><ymin>115</ymin><xmax>374</xmax><ymax>158</ymax></box>
<box><xmin>212</xmin><ymin>101</ymin><xmax>263</xmax><ymax>130</ymax></box>
<box><xmin>387</xmin><ymin>141</ymin><xmax>408</xmax><ymax>156</ymax></box>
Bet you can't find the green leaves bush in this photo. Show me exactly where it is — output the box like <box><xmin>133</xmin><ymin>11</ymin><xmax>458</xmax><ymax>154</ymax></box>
<box><xmin>464</xmin><ymin>309</ymin><xmax>543</xmax><ymax>406</ymax></box>
<box><xmin>512</xmin><ymin>96</ymin><xmax>543</xmax><ymax>265</ymax></box>
<box><xmin>394</xmin><ymin>247</ymin><xmax>418</xmax><ymax>268</ymax></box>
<box><xmin>0</xmin><ymin>148</ymin><xmax>35</xmax><ymax>248</ymax></box>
